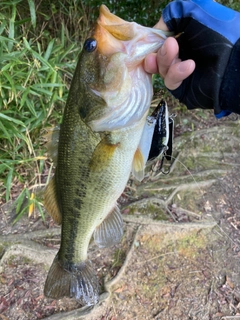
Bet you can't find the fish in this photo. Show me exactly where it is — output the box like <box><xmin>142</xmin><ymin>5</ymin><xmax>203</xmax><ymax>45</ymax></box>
<box><xmin>43</xmin><ymin>4</ymin><xmax>171</xmax><ymax>306</ymax></box>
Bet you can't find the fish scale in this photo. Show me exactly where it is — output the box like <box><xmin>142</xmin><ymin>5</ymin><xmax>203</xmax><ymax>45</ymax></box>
<box><xmin>59</xmin><ymin>120</ymin><xmax>144</xmax><ymax>261</ymax></box>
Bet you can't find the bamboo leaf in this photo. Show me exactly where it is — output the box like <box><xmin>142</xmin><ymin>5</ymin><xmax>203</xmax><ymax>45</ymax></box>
<box><xmin>23</xmin><ymin>38</ymin><xmax>55</xmax><ymax>71</ymax></box>
<box><xmin>15</xmin><ymin>188</ymin><xmax>27</xmax><ymax>214</ymax></box>
<box><xmin>0</xmin><ymin>119</ymin><xmax>13</xmax><ymax>142</ymax></box>
<box><xmin>27</xmin><ymin>0</ymin><xmax>36</xmax><ymax>29</ymax></box>
<box><xmin>6</xmin><ymin>167</ymin><xmax>13</xmax><ymax>202</ymax></box>
<box><xmin>0</xmin><ymin>35</ymin><xmax>16</xmax><ymax>43</ymax></box>
<box><xmin>13</xmin><ymin>204</ymin><xmax>29</xmax><ymax>224</ymax></box>
<box><xmin>0</xmin><ymin>113</ymin><xmax>25</xmax><ymax>126</ymax></box>
<box><xmin>2</xmin><ymin>71</ymin><xmax>16</xmax><ymax>94</ymax></box>
<box><xmin>20</xmin><ymin>87</ymin><xmax>30</xmax><ymax>108</ymax></box>
<box><xmin>35</xmin><ymin>200</ymin><xmax>45</xmax><ymax>221</ymax></box>
<box><xmin>0</xmin><ymin>20</ymin><xmax>7</xmax><ymax>36</ymax></box>
<box><xmin>43</xmin><ymin>39</ymin><xmax>55</xmax><ymax>61</ymax></box>
<box><xmin>28</xmin><ymin>192</ymin><xmax>35</xmax><ymax>217</ymax></box>
<box><xmin>8</xmin><ymin>4</ymin><xmax>16</xmax><ymax>51</ymax></box>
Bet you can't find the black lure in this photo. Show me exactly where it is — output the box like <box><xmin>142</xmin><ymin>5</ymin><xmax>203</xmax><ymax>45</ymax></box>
<box><xmin>148</xmin><ymin>100</ymin><xmax>174</xmax><ymax>173</ymax></box>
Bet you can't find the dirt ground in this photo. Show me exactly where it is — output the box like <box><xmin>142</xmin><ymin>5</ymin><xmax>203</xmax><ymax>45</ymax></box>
<box><xmin>1</xmin><ymin>108</ymin><xmax>240</xmax><ymax>320</ymax></box>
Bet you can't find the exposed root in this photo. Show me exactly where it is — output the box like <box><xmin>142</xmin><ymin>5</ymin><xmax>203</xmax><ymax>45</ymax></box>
<box><xmin>123</xmin><ymin>214</ymin><xmax>216</xmax><ymax>229</ymax></box>
<box><xmin>0</xmin><ymin>227</ymin><xmax>60</xmax><ymax>245</ymax></box>
<box><xmin>0</xmin><ymin>242</ymin><xmax>55</xmax><ymax>270</ymax></box>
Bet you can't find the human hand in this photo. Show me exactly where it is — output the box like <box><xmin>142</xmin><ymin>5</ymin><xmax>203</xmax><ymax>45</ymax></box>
<box><xmin>144</xmin><ymin>36</ymin><xmax>196</xmax><ymax>91</ymax></box>
<box><xmin>145</xmin><ymin>0</ymin><xmax>240</xmax><ymax>117</ymax></box>
<box><xmin>144</xmin><ymin>19</ymin><xmax>195</xmax><ymax>91</ymax></box>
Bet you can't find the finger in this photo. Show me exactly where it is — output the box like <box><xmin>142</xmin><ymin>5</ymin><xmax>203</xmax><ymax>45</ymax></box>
<box><xmin>154</xmin><ymin>16</ymin><xmax>169</xmax><ymax>31</ymax></box>
<box><xmin>164</xmin><ymin>59</ymin><xmax>196</xmax><ymax>90</ymax></box>
<box><xmin>144</xmin><ymin>16</ymin><xmax>171</xmax><ymax>75</ymax></box>
<box><xmin>157</xmin><ymin>37</ymin><xmax>179</xmax><ymax>78</ymax></box>
<box><xmin>144</xmin><ymin>53</ymin><xmax>158</xmax><ymax>74</ymax></box>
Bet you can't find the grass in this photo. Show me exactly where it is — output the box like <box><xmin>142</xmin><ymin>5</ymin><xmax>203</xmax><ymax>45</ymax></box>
<box><xmin>0</xmin><ymin>0</ymin><xmax>87</xmax><ymax>219</ymax></box>
<box><xmin>0</xmin><ymin>0</ymin><xmax>238</xmax><ymax>222</ymax></box>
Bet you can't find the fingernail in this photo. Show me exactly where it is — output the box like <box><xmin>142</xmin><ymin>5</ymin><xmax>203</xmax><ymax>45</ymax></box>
<box><xmin>177</xmin><ymin>61</ymin><xmax>189</xmax><ymax>72</ymax></box>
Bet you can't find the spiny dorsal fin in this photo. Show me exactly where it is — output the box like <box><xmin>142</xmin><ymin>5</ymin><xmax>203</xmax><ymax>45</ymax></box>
<box><xmin>44</xmin><ymin>177</ymin><xmax>62</xmax><ymax>224</ymax></box>
<box><xmin>94</xmin><ymin>205</ymin><xmax>123</xmax><ymax>248</ymax></box>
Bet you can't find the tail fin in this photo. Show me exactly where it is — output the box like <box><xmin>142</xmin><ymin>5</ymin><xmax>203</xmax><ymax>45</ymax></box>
<box><xmin>44</xmin><ymin>255</ymin><xmax>99</xmax><ymax>306</ymax></box>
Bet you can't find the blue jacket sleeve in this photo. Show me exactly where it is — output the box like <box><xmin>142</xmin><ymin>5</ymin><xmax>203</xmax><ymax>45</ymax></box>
<box><xmin>163</xmin><ymin>0</ymin><xmax>240</xmax><ymax>44</ymax></box>
<box><xmin>161</xmin><ymin>0</ymin><xmax>240</xmax><ymax>116</ymax></box>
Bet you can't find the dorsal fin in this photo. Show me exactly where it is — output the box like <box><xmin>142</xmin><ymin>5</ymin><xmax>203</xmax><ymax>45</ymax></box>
<box><xmin>44</xmin><ymin>125</ymin><xmax>60</xmax><ymax>165</ymax></box>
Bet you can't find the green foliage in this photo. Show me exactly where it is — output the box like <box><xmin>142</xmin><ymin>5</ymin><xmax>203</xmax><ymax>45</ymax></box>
<box><xmin>0</xmin><ymin>0</ymin><xmax>168</xmax><ymax>209</ymax></box>
<box><xmin>0</xmin><ymin>0</ymin><xmax>239</xmax><ymax>220</ymax></box>
<box><xmin>220</xmin><ymin>0</ymin><xmax>240</xmax><ymax>11</ymax></box>
<box><xmin>0</xmin><ymin>0</ymin><xmax>84</xmax><ymax>207</ymax></box>
<box><xmin>12</xmin><ymin>187</ymin><xmax>45</xmax><ymax>224</ymax></box>
<box><xmin>83</xmin><ymin>0</ymin><xmax>168</xmax><ymax>26</ymax></box>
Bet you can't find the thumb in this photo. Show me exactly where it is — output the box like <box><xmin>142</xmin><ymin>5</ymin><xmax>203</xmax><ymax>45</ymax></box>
<box><xmin>154</xmin><ymin>17</ymin><xmax>169</xmax><ymax>31</ymax></box>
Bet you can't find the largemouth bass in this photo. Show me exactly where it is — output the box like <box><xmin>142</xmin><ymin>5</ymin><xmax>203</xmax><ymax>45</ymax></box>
<box><xmin>44</xmin><ymin>5</ymin><xmax>170</xmax><ymax>306</ymax></box>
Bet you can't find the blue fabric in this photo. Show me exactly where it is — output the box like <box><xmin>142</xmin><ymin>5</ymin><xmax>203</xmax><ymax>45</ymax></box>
<box><xmin>163</xmin><ymin>0</ymin><xmax>240</xmax><ymax>44</ymax></box>
<box><xmin>215</xmin><ymin>110</ymin><xmax>232</xmax><ymax>119</ymax></box>
<box><xmin>162</xmin><ymin>0</ymin><xmax>240</xmax><ymax>118</ymax></box>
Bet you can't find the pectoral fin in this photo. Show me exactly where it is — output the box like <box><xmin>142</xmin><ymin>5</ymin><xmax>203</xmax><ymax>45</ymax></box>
<box><xmin>44</xmin><ymin>177</ymin><xmax>62</xmax><ymax>224</ymax></box>
<box><xmin>90</xmin><ymin>137</ymin><xmax>119</xmax><ymax>171</ymax></box>
<box><xmin>94</xmin><ymin>205</ymin><xmax>123</xmax><ymax>248</ymax></box>
<box><xmin>131</xmin><ymin>116</ymin><xmax>156</xmax><ymax>181</ymax></box>
<box><xmin>132</xmin><ymin>147</ymin><xmax>145</xmax><ymax>182</ymax></box>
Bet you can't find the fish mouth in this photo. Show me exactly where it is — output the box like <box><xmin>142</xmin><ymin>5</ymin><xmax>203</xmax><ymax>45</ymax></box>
<box><xmin>88</xmin><ymin>6</ymin><xmax>173</xmax><ymax>132</ymax></box>
<box><xmin>97</xmin><ymin>5</ymin><xmax>135</xmax><ymax>41</ymax></box>
<box><xmin>93</xmin><ymin>5</ymin><xmax>131</xmax><ymax>56</ymax></box>
<box><xmin>93</xmin><ymin>5</ymin><xmax>172</xmax><ymax>59</ymax></box>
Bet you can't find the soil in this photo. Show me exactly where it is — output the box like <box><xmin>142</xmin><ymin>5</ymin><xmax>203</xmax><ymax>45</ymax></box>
<box><xmin>1</xmin><ymin>106</ymin><xmax>240</xmax><ymax>320</ymax></box>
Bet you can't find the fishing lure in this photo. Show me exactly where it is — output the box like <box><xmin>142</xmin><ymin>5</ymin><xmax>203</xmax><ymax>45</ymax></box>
<box><xmin>148</xmin><ymin>100</ymin><xmax>175</xmax><ymax>173</ymax></box>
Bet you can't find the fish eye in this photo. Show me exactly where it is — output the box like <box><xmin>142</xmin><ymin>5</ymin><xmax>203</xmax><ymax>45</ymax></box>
<box><xmin>83</xmin><ymin>38</ymin><xmax>97</xmax><ymax>52</ymax></box>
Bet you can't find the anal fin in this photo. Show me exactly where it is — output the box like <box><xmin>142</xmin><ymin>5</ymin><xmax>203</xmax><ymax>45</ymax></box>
<box><xmin>44</xmin><ymin>177</ymin><xmax>62</xmax><ymax>224</ymax></box>
<box><xmin>94</xmin><ymin>205</ymin><xmax>123</xmax><ymax>248</ymax></box>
